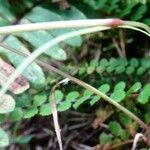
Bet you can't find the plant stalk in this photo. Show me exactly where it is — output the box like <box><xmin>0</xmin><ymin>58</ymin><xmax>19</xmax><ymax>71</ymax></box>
<box><xmin>0</xmin><ymin>19</ymin><xmax>149</xmax><ymax>34</ymax></box>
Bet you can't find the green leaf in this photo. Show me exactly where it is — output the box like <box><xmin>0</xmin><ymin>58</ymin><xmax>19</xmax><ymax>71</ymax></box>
<box><xmin>109</xmin><ymin>58</ymin><xmax>118</xmax><ymax>67</ymax></box>
<box><xmin>119</xmin><ymin>113</ymin><xmax>132</xmax><ymax>126</ymax></box>
<box><xmin>136</xmin><ymin>67</ymin><xmax>145</xmax><ymax>75</ymax></box>
<box><xmin>55</xmin><ymin>90</ymin><xmax>64</xmax><ymax>102</ymax></box>
<box><xmin>114</xmin><ymin>81</ymin><xmax>126</xmax><ymax>91</ymax></box>
<box><xmin>99</xmin><ymin>132</ymin><xmax>112</xmax><ymax>145</ymax></box>
<box><xmin>23</xmin><ymin>106</ymin><xmax>38</xmax><ymax>118</ymax></box>
<box><xmin>14</xmin><ymin>135</ymin><xmax>32</xmax><ymax>144</ymax></box>
<box><xmin>126</xmin><ymin>66</ymin><xmax>135</xmax><ymax>75</ymax></box>
<box><xmin>39</xmin><ymin>103</ymin><xmax>52</xmax><ymax>116</ymax></box>
<box><xmin>115</xmin><ymin>65</ymin><xmax>125</xmax><ymax>74</ymax></box>
<box><xmin>0</xmin><ymin>0</ymin><xmax>14</xmax><ymax>21</ymax></box>
<box><xmin>0</xmin><ymin>16</ymin><xmax>10</xmax><ymax>26</ymax></box>
<box><xmin>0</xmin><ymin>128</ymin><xmax>9</xmax><ymax>147</ymax></box>
<box><xmin>99</xmin><ymin>58</ymin><xmax>108</xmax><ymax>67</ymax></box>
<box><xmin>96</xmin><ymin>66</ymin><xmax>105</xmax><ymax>74</ymax></box>
<box><xmin>10</xmin><ymin>107</ymin><xmax>23</xmax><ymax>121</ymax></box>
<box><xmin>90</xmin><ymin>96</ymin><xmax>101</xmax><ymax>106</ymax></box>
<box><xmin>144</xmin><ymin>112</ymin><xmax>150</xmax><ymax>124</ymax></box>
<box><xmin>120</xmin><ymin>130</ymin><xmax>130</xmax><ymax>140</ymax></box>
<box><xmin>119</xmin><ymin>4</ymin><xmax>135</xmax><ymax>17</ymax></box>
<box><xmin>66</xmin><ymin>91</ymin><xmax>80</xmax><ymax>102</ymax></box>
<box><xmin>25</xmin><ymin>6</ymin><xmax>83</xmax><ymax>47</ymax></box>
<box><xmin>141</xmin><ymin>58</ymin><xmax>150</xmax><ymax>69</ymax></box>
<box><xmin>99</xmin><ymin>84</ymin><xmax>110</xmax><ymax>93</ymax></box>
<box><xmin>129</xmin><ymin>58</ymin><xmax>139</xmax><ymax>67</ymax></box>
<box><xmin>87</xmin><ymin>66</ymin><xmax>95</xmax><ymax>74</ymax></box>
<box><xmin>138</xmin><ymin>83</ymin><xmax>150</xmax><ymax>104</ymax></box>
<box><xmin>33</xmin><ymin>93</ymin><xmax>47</xmax><ymax>107</ymax></box>
<box><xmin>16</xmin><ymin>93</ymin><xmax>31</xmax><ymax>107</ymax></box>
<box><xmin>83</xmin><ymin>90</ymin><xmax>93</xmax><ymax>97</ymax></box>
<box><xmin>90</xmin><ymin>84</ymin><xmax>110</xmax><ymax>105</ymax></box>
<box><xmin>90</xmin><ymin>59</ymin><xmax>98</xmax><ymax>67</ymax></box>
<box><xmin>0</xmin><ymin>35</ymin><xmax>45</xmax><ymax>86</ymax></box>
<box><xmin>50</xmin><ymin>5</ymin><xmax>86</xmax><ymax>20</ymax></box>
<box><xmin>73</xmin><ymin>90</ymin><xmax>93</xmax><ymax>109</ymax></box>
<box><xmin>111</xmin><ymin>90</ymin><xmax>126</xmax><ymax>102</ymax></box>
<box><xmin>131</xmin><ymin>5</ymin><xmax>147</xmax><ymax>21</ymax></box>
<box><xmin>57</xmin><ymin>101</ymin><xmax>71</xmax><ymax>112</ymax></box>
<box><xmin>118</xmin><ymin>58</ymin><xmax>128</xmax><ymax>66</ymax></box>
<box><xmin>109</xmin><ymin>121</ymin><xmax>122</xmax><ymax>136</ymax></box>
<box><xmin>0</xmin><ymin>94</ymin><xmax>15</xmax><ymax>114</ymax></box>
<box><xmin>106</xmin><ymin>65</ymin><xmax>115</xmax><ymax>73</ymax></box>
<box><xmin>126</xmin><ymin>82</ymin><xmax>141</xmax><ymax>96</ymax></box>
<box><xmin>0</xmin><ymin>115</ymin><xmax>5</xmax><ymax>123</ymax></box>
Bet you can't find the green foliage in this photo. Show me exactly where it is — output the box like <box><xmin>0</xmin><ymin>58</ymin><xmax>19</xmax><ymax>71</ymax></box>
<box><xmin>0</xmin><ymin>128</ymin><xmax>9</xmax><ymax>147</ymax></box>
<box><xmin>0</xmin><ymin>0</ymin><xmax>149</xmax><ymax>149</ymax></box>
<box><xmin>10</xmin><ymin>107</ymin><xmax>23</xmax><ymax>121</ymax></box>
<box><xmin>10</xmin><ymin>80</ymin><xmax>149</xmax><ymax>120</ymax></box>
<box><xmin>23</xmin><ymin>106</ymin><xmax>38</xmax><ymax>119</ymax></box>
<box><xmin>12</xmin><ymin>135</ymin><xmax>32</xmax><ymax>144</ymax></box>
<box><xmin>99</xmin><ymin>132</ymin><xmax>112</xmax><ymax>144</ymax></box>
<box><xmin>90</xmin><ymin>84</ymin><xmax>110</xmax><ymax>106</ymax></box>
<box><xmin>74</xmin><ymin>58</ymin><xmax>150</xmax><ymax>77</ymax></box>
<box><xmin>82</xmin><ymin>0</ymin><xmax>149</xmax><ymax>22</ymax></box>
<box><xmin>39</xmin><ymin>103</ymin><xmax>51</xmax><ymax>116</ymax></box>
<box><xmin>108</xmin><ymin>121</ymin><xmax>122</xmax><ymax>137</ymax></box>
<box><xmin>119</xmin><ymin>113</ymin><xmax>132</xmax><ymax>126</ymax></box>
<box><xmin>138</xmin><ymin>83</ymin><xmax>150</xmax><ymax>104</ymax></box>
<box><xmin>24</xmin><ymin>5</ymin><xmax>86</xmax><ymax>47</ymax></box>
<box><xmin>33</xmin><ymin>93</ymin><xmax>47</xmax><ymax>107</ymax></box>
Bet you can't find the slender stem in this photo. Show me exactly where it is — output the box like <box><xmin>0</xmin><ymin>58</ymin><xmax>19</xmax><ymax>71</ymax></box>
<box><xmin>50</xmin><ymin>82</ymin><xmax>63</xmax><ymax>150</ymax></box>
<box><xmin>0</xmin><ymin>19</ymin><xmax>123</xmax><ymax>34</ymax></box>
<box><xmin>0</xmin><ymin>19</ymin><xmax>149</xmax><ymax>35</ymax></box>
<box><xmin>0</xmin><ymin>43</ymin><xmax>148</xmax><ymax>130</ymax></box>
<box><xmin>119</xmin><ymin>25</ymin><xmax>150</xmax><ymax>37</ymax></box>
<box><xmin>123</xmin><ymin>21</ymin><xmax>150</xmax><ymax>34</ymax></box>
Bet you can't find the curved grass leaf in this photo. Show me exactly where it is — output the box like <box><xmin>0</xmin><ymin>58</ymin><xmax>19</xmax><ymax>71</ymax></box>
<box><xmin>17</xmin><ymin>20</ymin><xmax>67</xmax><ymax>60</ymax></box>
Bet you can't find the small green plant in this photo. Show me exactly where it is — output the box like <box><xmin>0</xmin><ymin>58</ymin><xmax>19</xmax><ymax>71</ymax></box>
<box><xmin>0</xmin><ymin>1</ymin><xmax>149</xmax><ymax>149</ymax></box>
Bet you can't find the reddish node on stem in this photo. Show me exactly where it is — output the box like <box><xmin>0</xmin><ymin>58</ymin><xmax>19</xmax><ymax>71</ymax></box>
<box><xmin>109</xmin><ymin>19</ymin><xmax>124</xmax><ymax>27</ymax></box>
